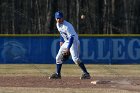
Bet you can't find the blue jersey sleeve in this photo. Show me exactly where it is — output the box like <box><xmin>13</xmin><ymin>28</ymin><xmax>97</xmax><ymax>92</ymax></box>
<box><xmin>67</xmin><ymin>36</ymin><xmax>74</xmax><ymax>49</ymax></box>
<box><xmin>60</xmin><ymin>35</ymin><xmax>64</xmax><ymax>42</ymax></box>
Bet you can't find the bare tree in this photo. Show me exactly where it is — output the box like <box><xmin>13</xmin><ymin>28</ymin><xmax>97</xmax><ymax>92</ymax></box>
<box><xmin>0</xmin><ymin>0</ymin><xmax>140</xmax><ymax>34</ymax></box>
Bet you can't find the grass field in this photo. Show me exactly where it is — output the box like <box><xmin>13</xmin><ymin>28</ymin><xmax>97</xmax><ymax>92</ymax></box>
<box><xmin>0</xmin><ymin>64</ymin><xmax>140</xmax><ymax>93</ymax></box>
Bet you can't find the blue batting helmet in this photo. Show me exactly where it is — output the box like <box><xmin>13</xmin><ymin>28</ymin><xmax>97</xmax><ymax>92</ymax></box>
<box><xmin>55</xmin><ymin>11</ymin><xmax>63</xmax><ymax>19</ymax></box>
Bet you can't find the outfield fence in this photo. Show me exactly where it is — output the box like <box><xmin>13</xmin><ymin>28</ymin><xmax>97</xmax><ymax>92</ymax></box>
<box><xmin>0</xmin><ymin>34</ymin><xmax>140</xmax><ymax>64</ymax></box>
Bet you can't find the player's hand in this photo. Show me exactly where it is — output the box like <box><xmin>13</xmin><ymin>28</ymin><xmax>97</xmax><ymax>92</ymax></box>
<box><xmin>61</xmin><ymin>48</ymin><xmax>71</xmax><ymax>61</ymax></box>
<box><xmin>65</xmin><ymin>48</ymin><xmax>70</xmax><ymax>55</ymax></box>
<box><xmin>60</xmin><ymin>42</ymin><xmax>64</xmax><ymax>46</ymax></box>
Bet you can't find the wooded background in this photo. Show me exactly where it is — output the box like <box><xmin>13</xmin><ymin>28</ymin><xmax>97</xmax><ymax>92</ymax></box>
<box><xmin>0</xmin><ymin>0</ymin><xmax>140</xmax><ymax>34</ymax></box>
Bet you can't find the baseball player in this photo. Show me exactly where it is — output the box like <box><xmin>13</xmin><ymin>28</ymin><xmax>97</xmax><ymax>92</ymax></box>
<box><xmin>49</xmin><ymin>11</ymin><xmax>91</xmax><ymax>79</ymax></box>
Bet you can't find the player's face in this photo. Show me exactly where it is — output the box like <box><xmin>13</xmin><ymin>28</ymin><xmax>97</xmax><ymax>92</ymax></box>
<box><xmin>56</xmin><ymin>18</ymin><xmax>63</xmax><ymax>24</ymax></box>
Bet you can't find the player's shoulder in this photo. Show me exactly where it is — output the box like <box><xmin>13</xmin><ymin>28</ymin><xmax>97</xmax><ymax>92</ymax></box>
<box><xmin>64</xmin><ymin>20</ymin><xmax>73</xmax><ymax>27</ymax></box>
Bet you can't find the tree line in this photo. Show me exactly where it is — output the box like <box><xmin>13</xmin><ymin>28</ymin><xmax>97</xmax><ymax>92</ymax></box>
<box><xmin>0</xmin><ymin>0</ymin><xmax>140</xmax><ymax>34</ymax></box>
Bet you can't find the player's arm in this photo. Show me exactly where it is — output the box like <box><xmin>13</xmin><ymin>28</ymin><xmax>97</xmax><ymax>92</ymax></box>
<box><xmin>63</xmin><ymin>35</ymin><xmax>74</xmax><ymax>55</ymax></box>
<box><xmin>67</xmin><ymin>35</ymin><xmax>74</xmax><ymax>49</ymax></box>
<box><xmin>60</xmin><ymin>35</ymin><xmax>64</xmax><ymax>46</ymax></box>
<box><xmin>66</xmin><ymin>26</ymin><xmax>75</xmax><ymax>50</ymax></box>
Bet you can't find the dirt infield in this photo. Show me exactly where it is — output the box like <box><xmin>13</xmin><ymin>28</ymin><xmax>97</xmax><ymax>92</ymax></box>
<box><xmin>0</xmin><ymin>76</ymin><xmax>140</xmax><ymax>92</ymax></box>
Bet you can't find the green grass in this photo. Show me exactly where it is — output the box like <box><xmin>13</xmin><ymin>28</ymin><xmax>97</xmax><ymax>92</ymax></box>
<box><xmin>0</xmin><ymin>64</ymin><xmax>140</xmax><ymax>77</ymax></box>
<box><xmin>0</xmin><ymin>64</ymin><xmax>140</xmax><ymax>93</ymax></box>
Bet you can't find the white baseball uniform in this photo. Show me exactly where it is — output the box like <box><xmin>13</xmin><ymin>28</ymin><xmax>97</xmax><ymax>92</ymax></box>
<box><xmin>56</xmin><ymin>20</ymin><xmax>80</xmax><ymax>64</ymax></box>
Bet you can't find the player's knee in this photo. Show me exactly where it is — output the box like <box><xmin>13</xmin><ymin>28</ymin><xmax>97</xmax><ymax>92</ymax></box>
<box><xmin>56</xmin><ymin>59</ymin><xmax>63</xmax><ymax>64</ymax></box>
<box><xmin>73</xmin><ymin>58</ymin><xmax>81</xmax><ymax>65</ymax></box>
<box><xmin>56</xmin><ymin>61</ymin><xmax>62</xmax><ymax>64</ymax></box>
<box><xmin>56</xmin><ymin>55</ymin><xmax>59</xmax><ymax>61</ymax></box>
<box><xmin>56</xmin><ymin>56</ymin><xmax>63</xmax><ymax>64</ymax></box>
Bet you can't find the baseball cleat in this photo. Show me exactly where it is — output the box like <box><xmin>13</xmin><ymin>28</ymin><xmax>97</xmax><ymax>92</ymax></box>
<box><xmin>80</xmin><ymin>73</ymin><xmax>91</xmax><ymax>79</ymax></box>
<box><xmin>49</xmin><ymin>73</ymin><xmax>61</xmax><ymax>79</ymax></box>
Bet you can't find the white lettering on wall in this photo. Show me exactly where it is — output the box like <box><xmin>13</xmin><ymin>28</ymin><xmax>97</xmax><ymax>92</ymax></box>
<box><xmin>112</xmin><ymin>39</ymin><xmax>125</xmax><ymax>59</ymax></box>
<box><xmin>82</xmin><ymin>39</ymin><xmax>95</xmax><ymax>60</ymax></box>
<box><xmin>51</xmin><ymin>38</ymin><xmax>140</xmax><ymax>61</ymax></box>
<box><xmin>97</xmin><ymin>39</ymin><xmax>110</xmax><ymax>59</ymax></box>
<box><xmin>128</xmin><ymin>39</ymin><xmax>140</xmax><ymax>60</ymax></box>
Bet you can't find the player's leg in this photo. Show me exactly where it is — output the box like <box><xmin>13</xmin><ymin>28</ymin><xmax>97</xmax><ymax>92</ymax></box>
<box><xmin>49</xmin><ymin>42</ymin><xmax>67</xmax><ymax>79</ymax></box>
<box><xmin>49</xmin><ymin>48</ymin><xmax>63</xmax><ymax>79</ymax></box>
<box><xmin>70</xmin><ymin>41</ymin><xmax>90</xmax><ymax>79</ymax></box>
